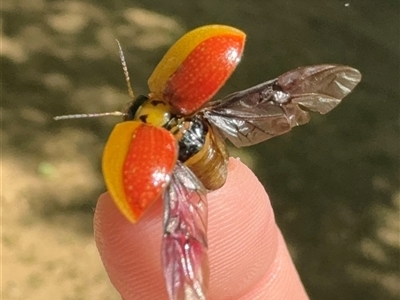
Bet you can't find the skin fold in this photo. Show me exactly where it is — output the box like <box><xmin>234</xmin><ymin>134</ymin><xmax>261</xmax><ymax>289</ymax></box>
<box><xmin>94</xmin><ymin>158</ymin><xmax>309</xmax><ymax>300</ymax></box>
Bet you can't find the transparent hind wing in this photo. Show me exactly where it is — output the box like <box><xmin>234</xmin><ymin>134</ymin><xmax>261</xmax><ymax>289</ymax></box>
<box><xmin>205</xmin><ymin>65</ymin><xmax>361</xmax><ymax>148</ymax></box>
<box><xmin>162</xmin><ymin>161</ymin><xmax>209</xmax><ymax>300</ymax></box>
<box><xmin>278</xmin><ymin>64</ymin><xmax>362</xmax><ymax>114</ymax></box>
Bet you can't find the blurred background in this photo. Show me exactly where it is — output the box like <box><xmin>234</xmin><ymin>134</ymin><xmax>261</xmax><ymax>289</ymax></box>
<box><xmin>2</xmin><ymin>0</ymin><xmax>399</xmax><ymax>299</ymax></box>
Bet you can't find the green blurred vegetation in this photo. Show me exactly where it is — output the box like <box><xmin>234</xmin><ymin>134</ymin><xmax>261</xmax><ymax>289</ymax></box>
<box><xmin>2</xmin><ymin>0</ymin><xmax>399</xmax><ymax>299</ymax></box>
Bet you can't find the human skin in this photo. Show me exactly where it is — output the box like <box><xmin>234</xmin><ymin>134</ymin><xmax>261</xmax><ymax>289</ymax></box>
<box><xmin>94</xmin><ymin>158</ymin><xmax>309</xmax><ymax>300</ymax></box>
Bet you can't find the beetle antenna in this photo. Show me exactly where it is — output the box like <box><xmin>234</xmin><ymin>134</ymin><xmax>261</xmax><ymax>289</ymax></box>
<box><xmin>116</xmin><ymin>39</ymin><xmax>135</xmax><ymax>100</ymax></box>
<box><xmin>53</xmin><ymin>111</ymin><xmax>126</xmax><ymax>121</ymax></box>
<box><xmin>54</xmin><ymin>41</ymin><xmax>136</xmax><ymax>121</ymax></box>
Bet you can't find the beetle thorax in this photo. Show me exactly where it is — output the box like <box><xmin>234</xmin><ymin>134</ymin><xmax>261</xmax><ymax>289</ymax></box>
<box><xmin>126</xmin><ymin>95</ymin><xmax>173</xmax><ymax>127</ymax></box>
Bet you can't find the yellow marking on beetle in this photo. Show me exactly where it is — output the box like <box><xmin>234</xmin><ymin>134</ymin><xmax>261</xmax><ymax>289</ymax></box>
<box><xmin>134</xmin><ymin>98</ymin><xmax>172</xmax><ymax>127</ymax></box>
<box><xmin>102</xmin><ymin>121</ymin><xmax>142</xmax><ymax>223</ymax></box>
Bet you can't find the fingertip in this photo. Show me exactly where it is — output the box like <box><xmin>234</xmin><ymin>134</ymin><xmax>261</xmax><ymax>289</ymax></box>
<box><xmin>206</xmin><ymin>157</ymin><xmax>279</xmax><ymax>298</ymax></box>
<box><xmin>240</xmin><ymin>230</ymin><xmax>309</xmax><ymax>300</ymax></box>
<box><xmin>216</xmin><ymin>158</ymin><xmax>308</xmax><ymax>300</ymax></box>
<box><xmin>95</xmin><ymin>158</ymin><xmax>307</xmax><ymax>300</ymax></box>
<box><xmin>94</xmin><ymin>193</ymin><xmax>168</xmax><ymax>299</ymax></box>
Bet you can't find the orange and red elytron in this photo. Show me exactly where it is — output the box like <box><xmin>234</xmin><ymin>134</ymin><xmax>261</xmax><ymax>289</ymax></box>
<box><xmin>103</xmin><ymin>122</ymin><xmax>177</xmax><ymax>222</ymax></box>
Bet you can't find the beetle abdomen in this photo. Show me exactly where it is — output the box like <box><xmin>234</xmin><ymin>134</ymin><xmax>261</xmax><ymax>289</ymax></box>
<box><xmin>175</xmin><ymin>119</ymin><xmax>228</xmax><ymax>190</ymax></box>
<box><xmin>186</xmin><ymin>130</ymin><xmax>228</xmax><ymax>190</ymax></box>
